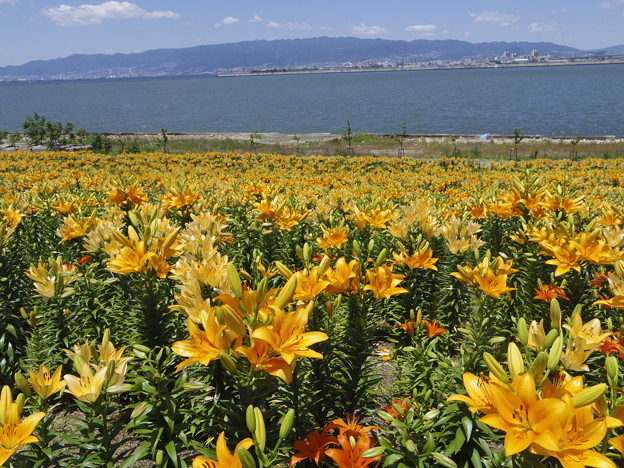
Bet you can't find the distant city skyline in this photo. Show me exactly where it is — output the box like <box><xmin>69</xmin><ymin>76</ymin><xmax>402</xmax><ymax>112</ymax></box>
<box><xmin>1</xmin><ymin>0</ymin><xmax>623</xmax><ymax>67</ymax></box>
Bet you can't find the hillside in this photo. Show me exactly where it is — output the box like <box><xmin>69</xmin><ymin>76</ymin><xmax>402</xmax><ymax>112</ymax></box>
<box><xmin>0</xmin><ymin>36</ymin><xmax>588</xmax><ymax>81</ymax></box>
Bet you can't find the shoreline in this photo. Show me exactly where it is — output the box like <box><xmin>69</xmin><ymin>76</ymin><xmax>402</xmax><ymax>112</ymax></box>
<box><xmin>216</xmin><ymin>58</ymin><xmax>624</xmax><ymax>78</ymax></box>
<box><xmin>102</xmin><ymin>132</ymin><xmax>622</xmax><ymax>145</ymax></box>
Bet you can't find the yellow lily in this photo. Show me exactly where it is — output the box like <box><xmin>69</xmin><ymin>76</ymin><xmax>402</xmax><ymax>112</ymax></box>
<box><xmin>27</xmin><ymin>364</ymin><xmax>66</xmax><ymax>400</ymax></box>
<box><xmin>192</xmin><ymin>431</ymin><xmax>253</xmax><ymax>468</ymax></box>
<box><xmin>447</xmin><ymin>372</ymin><xmax>496</xmax><ymax>414</ymax></box>
<box><xmin>527</xmin><ymin>319</ymin><xmax>547</xmax><ymax>351</ymax></box>
<box><xmin>545</xmin><ymin>244</ymin><xmax>581</xmax><ymax>277</ymax></box>
<box><xmin>63</xmin><ymin>362</ymin><xmax>108</xmax><ymax>403</ymax></box>
<box><xmin>473</xmin><ymin>269</ymin><xmax>516</xmax><ymax>298</ymax></box>
<box><xmin>563</xmin><ymin>314</ymin><xmax>612</xmax><ymax>350</ymax></box>
<box><xmin>532</xmin><ymin>396</ymin><xmax>618</xmax><ymax>468</ymax></box>
<box><xmin>323</xmin><ymin>257</ymin><xmax>360</xmax><ymax>295</ymax></box>
<box><xmin>363</xmin><ymin>265</ymin><xmax>408</xmax><ymax>300</ymax></box>
<box><xmin>479</xmin><ymin>372</ymin><xmax>567</xmax><ymax>456</ymax></box>
<box><xmin>251</xmin><ymin>306</ymin><xmax>328</xmax><ymax>365</ymax></box>
<box><xmin>316</xmin><ymin>225</ymin><xmax>349</xmax><ymax>250</ymax></box>
<box><xmin>172</xmin><ymin>310</ymin><xmax>242</xmax><ymax>371</ymax></box>
<box><xmin>0</xmin><ymin>386</ymin><xmax>45</xmax><ymax>466</ymax></box>
<box><xmin>293</xmin><ymin>268</ymin><xmax>330</xmax><ymax>302</ymax></box>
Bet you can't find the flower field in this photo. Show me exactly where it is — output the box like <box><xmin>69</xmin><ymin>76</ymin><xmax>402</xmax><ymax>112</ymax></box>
<box><xmin>2</xmin><ymin>149</ymin><xmax>624</xmax><ymax>467</ymax></box>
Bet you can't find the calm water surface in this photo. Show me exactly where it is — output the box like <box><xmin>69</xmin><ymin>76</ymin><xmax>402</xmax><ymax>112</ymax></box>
<box><xmin>1</xmin><ymin>64</ymin><xmax>623</xmax><ymax>136</ymax></box>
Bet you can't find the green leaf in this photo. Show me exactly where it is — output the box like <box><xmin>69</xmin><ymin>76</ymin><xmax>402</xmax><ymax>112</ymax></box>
<box><xmin>383</xmin><ymin>454</ymin><xmax>404</xmax><ymax>466</ymax></box>
<box><xmin>461</xmin><ymin>416</ymin><xmax>473</xmax><ymax>441</ymax></box>
<box><xmin>165</xmin><ymin>440</ymin><xmax>179</xmax><ymax>466</ymax></box>
<box><xmin>119</xmin><ymin>441</ymin><xmax>151</xmax><ymax>468</ymax></box>
<box><xmin>470</xmin><ymin>449</ymin><xmax>483</xmax><ymax>468</ymax></box>
<box><xmin>431</xmin><ymin>452</ymin><xmax>458</xmax><ymax>468</ymax></box>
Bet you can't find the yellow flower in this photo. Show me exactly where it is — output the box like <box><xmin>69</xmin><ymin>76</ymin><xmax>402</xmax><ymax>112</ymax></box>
<box><xmin>363</xmin><ymin>265</ymin><xmax>408</xmax><ymax>300</ymax></box>
<box><xmin>473</xmin><ymin>268</ymin><xmax>516</xmax><ymax>298</ymax></box>
<box><xmin>323</xmin><ymin>257</ymin><xmax>360</xmax><ymax>295</ymax></box>
<box><xmin>479</xmin><ymin>373</ymin><xmax>567</xmax><ymax>456</ymax></box>
<box><xmin>447</xmin><ymin>372</ymin><xmax>496</xmax><ymax>414</ymax></box>
<box><xmin>563</xmin><ymin>313</ymin><xmax>612</xmax><ymax>349</ymax></box>
<box><xmin>27</xmin><ymin>364</ymin><xmax>66</xmax><ymax>400</ymax></box>
<box><xmin>172</xmin><ymin>310</ymin><xmax>242</xmax><ymax>372</ymax></box>
<box><xmin>545</xmin><ymin>244</ymin><xmax>581</xmax><ymax>277</ymax></box>
<box><xmin>316</xmin><ymin>225</ymin><xmax>349</xmax><ymax>250</ymax></box>
<box><xmin>392</xmin><ymin>249</ymin><xmax>438</xmax><ymax>271</ymax></box>
<box><xmin>63</xmin><ymin>363</ymin><xmax>108</xmax><ymax>403</ymax></box>
<box><xmin>192</xmin><ymin>431</ymin><xmax>253</xmax><ymax>468</ymax></box>
<box><xmin>293</xmin><ymin>268</ymin><xmax>330</xmax><ymax>301</ymax></box>
<box><xmin>251</xmin><ymin>306</ymin><xmax>328</xmax><ymax>366</ymax></box>
<box><xmin>106</xmin><ymin>226</ymin><xmax>155</xmax><ymax>274</ymax></box>
<box><xmin>236</xmin><ymin>339</ymin><xmax>293</xmax><ymax>383</ymax></box>
<box><xmin>532</xmin><ymin>396</ymin><xmax>617</xmax><ymax>468</ymax></box>
<box><xmin>527</xmin><ymin>319</ymin><xmax>547</xmax><ymax>351</ymax></box>
<box><xmin>0</xmin><ymin>386</ymin><xmax>45</xmax><ymax>466</ymax></box>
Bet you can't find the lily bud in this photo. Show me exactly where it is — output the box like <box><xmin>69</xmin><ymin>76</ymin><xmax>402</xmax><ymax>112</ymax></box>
<box><xmin>246</xmin><ymin>404</ymin><xmax>256</xmax><ymax>433</ymax></box>
<box><xmin>531</xmin><ymin>351</ymin><xmax>548</xmax><ymax>377</ymax></box>
<box><xmin>483</xmin><ymin>352</ymin><xmax>509</xmax><ymax>383</ymax></box>
<box><xmin>573</xmin><ymin>383</ymin><xmax>607</xmax><ymax>408</ymax></box>
<box><xmin>219</xmin><ymin>353</ymin><xmax>238</xmax><ymax>373</ymax></box>
<box><xmin>550</xmin><ymin>299</ymin><xmax>561</xmax><ymax>330</ymax></box>
<box><xmin>375</xmin><ymin>248</ymin><xmax>389</xmax><ymax>266</ymax></box>
<box><xmin>318</xmin><ymin>255</ymin><xmax>331</xmax><ymax>276</ymax></box>
<box><xmin>238</xmin><ymin>447</ymin><xmax>256</xmax><ymax>468</ymax></box>
<box><xmin>547</xmin><ymin>336</ymin><xmax>563</xmax><ymax>370</ymax></box>
<box><xmin>507</xmin><ymin>342</ymin><xmax>524</xmax><ymax>379</ymax></box>
<box><xmin>517</xmin><ymin>317</ymin><xmax>528</xmax><ymax>346</ymax></box>
<box><xmin>14</xmin><ymin>373</ymin><xmax>31</xmax><ymax>398</ymax></box>
<box><xmin>279</xmin><ymin>408</ymin><xmax>295</xmax><ymax>440</ymax></box>
<box><xmin>606</xmin><ymin>355</ymin><xmax>619</xmax><ymax>386</ymax></box>
<box><xmin>274</xmin><ymin>261</ymin><xmax>293</xmax><ymax>280</ymax></box>
<box><xmin>275</xmin><ymin>275</ymin><xmax>297</xmax><ymax>309</ymax></box>
<box><xmin>227</xmin><ymin>263</ymin><xmax>243</xmax><ymax>299</ymax></box>
<box><xmin>544</xmin><ymin>329</ymin><xmax>559</xmax><ymax>349</ymax></box>
<box><xmin>253</xmin><ymin>407</ymin><xmax>266</xmax><ymax>451</ymax></box>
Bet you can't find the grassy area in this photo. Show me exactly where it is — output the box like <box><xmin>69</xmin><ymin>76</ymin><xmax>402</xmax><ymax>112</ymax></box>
<box><xmin>106</xmin><ymin>132</ymin><xmax>624</xmax><ymax>160</ymax></box>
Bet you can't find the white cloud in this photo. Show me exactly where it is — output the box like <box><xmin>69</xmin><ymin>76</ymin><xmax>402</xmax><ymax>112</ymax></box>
<box><xmin>469</xmin><ymin>11</ymin><xmax>520</xmax><ymax>27</ymax></box>
<box><xmin>42</xmin><ymin>1</ymin><xmax>180</xmax><ymax>26</ymax></box>
<box><xmin>214</xmin><ymin>16</ymin><xmax>239</xmax><ymax>27</ymax></box>
<box><xmin>351</xmin><ymin>23</ymin><xmax>387</xmax><ymax>35</ymax></box>
<box><xmin>249</xmin><ymin>14</ymin><xmax>262</xmax><ymax>23</ymax></box>
<box><xmin>265</xmin><ymin>20</ymin><xmax>311</xmax><ymax>31</ymax></box>
<box><xmin>529</xmin><ymin>22</ymin><xmax>557</xmax><ymax>33</ymax></box>
<box><xmin>599</xmin><ymin>0</ymin><xmax>624</xmax><ymax>7</ymax></box>
<box><xmin>406</xmin><ymin>24</ymin><xmax>438</xmax><ymax>34</ymax></box>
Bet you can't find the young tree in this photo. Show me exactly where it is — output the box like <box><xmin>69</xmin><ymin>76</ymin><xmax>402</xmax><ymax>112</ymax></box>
<box><xmin>22</xmin><ymin>113</ymin><xmax>47</xmax><ymax>145</ymax></box>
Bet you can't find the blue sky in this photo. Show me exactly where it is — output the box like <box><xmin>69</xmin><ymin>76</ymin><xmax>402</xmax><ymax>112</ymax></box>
<box><xmin>1</xmin><ymin>1</ymin><xmax>623</xmax><ymax>67</ymax></box>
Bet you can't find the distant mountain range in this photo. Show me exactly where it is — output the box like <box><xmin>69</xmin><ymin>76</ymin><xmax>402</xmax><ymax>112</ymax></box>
<box><xmin>1</xmin><ymin>36</ymin><xmax>622</xmax><ymax>81</ymax></box>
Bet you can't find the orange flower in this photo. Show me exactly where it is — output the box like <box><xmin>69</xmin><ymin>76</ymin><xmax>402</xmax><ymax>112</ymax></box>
<box><xmin>423</xmin><ymin>320</ymin><xmax>446</xmax><ymax>338</ymax></box>
<box><xmin>534</xmin><ymin>282</ymin><xmax>569</xmax><ymax>302</ymax></box>
<box><xmin>328</xmin><ymin>415</ymin><xmax>379</xmax><ymax>439</ymax></box>
<box><xmin>396</xmin><ymin>319</ymin><xmax>417</xmax><ymax>337</ymax></box>
<box><xmin>381</xmin><ymin>397</ymin><xmax>415</xmax><ymax>420</ymax></box>
<box><xmin>325</xmin><ymin>433</ymin><xmax>381</xmax><ymax>468</ymax></box>
<box><xmin>289</xmin><ymin>427</ymin><xmax>338</xmax><ymax>467</ymax></box>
